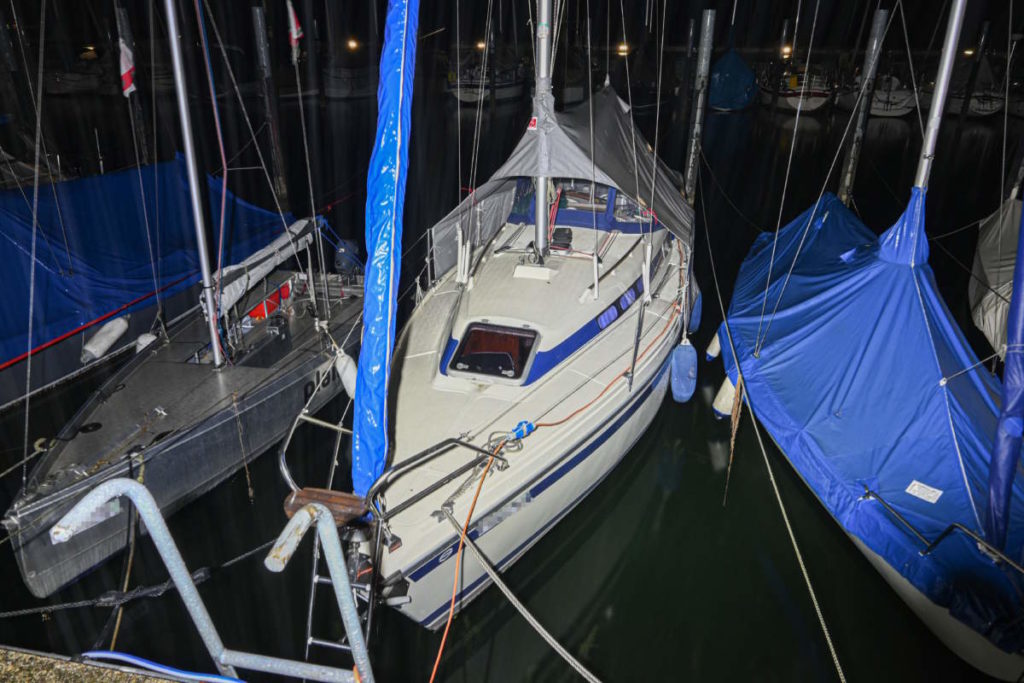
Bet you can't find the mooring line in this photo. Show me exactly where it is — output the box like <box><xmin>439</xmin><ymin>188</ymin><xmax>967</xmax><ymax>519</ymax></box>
<box><xmin>698</xmin><ymin>172</ymin><xmax>846</xmax><ymax>682</ymax></box>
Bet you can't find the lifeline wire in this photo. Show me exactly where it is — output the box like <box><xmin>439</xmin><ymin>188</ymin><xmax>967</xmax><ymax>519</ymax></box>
<box><xmin>697</xmin><ymin>169</ymin><xmax>846</xmax><ymax>683</ymax></box>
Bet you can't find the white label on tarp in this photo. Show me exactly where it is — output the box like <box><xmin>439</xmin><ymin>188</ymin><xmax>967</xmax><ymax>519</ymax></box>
<box><xmin>906</xmin><ymin>480</ymin><xmax>943</xmax><ymax>504</ymax></box>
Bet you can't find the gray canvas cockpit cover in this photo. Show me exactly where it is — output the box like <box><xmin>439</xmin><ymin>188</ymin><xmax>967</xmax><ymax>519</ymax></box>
<box><xmin>429</xmin><ymin>87</ymin><xmax>694</xmax><ymax>278</ymax></box>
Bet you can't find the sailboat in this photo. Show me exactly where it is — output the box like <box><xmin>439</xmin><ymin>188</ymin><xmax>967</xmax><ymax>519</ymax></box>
<box><xmin>446</xmin><ymin>46</ymin><xmax>528</xmax><ymax>105</ymax></box>
<box><xmin>711</xmin><ymin>1</ymin><xmax>1024</xmax><ymax>678</ymax></box>
<box><xmin>708</xmin><ymin>0</ymin><xmax>756</xmax><ymax>112</ymax></box>
<box><xmin>836</xmin><ymin>73</ymin><xmax>916</xmax><ymax>118</ymax></box>
<box><xmin>920</xmin><ymin>53</ymin><xmax>1005</xmax><ymax>118</ymax></box>
<box><xmin>759</xmin><ymin>64</ymin><xmax>834</xmax><ymax>113</ymax></box>
<box><xmin>351</xmin><ymin>0</ymin><xmax>698</xmax><ymax>629</ymax></box>
<box><xmin>0</xmin><ymin>157</ymin><xmax>290</xmax><ymax>412</ymax></box>
<box><xmin>3</xmin><ymin>0</ymin><xmax>362</xmax><ymax>598</ymax></box>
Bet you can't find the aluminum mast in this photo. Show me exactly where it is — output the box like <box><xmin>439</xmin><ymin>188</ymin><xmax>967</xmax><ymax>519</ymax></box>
<box><xmin>162</xmin><ymin>0</ymin><xmax>224</xmax><ymax>367</ymax></box>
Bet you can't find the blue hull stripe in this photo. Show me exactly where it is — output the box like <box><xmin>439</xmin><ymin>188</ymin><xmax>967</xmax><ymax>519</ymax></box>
<box><xmin>410</xmin><ymin>359</ymin><xmax>670</xmax><ymax>626</ymax></box>
<box><xmin>440</xmin><ymin>246</ymin><xmax>666</xmax><ymax>384</ymax></box>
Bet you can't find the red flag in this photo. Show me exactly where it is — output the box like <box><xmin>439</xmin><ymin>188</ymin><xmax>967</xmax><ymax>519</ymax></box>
<box><xmin>119</xmin><ymin>38</ymin><xmax>136</xmax><ymax>97</ymax></box>
<box><xmin>287</xmin><ymin>0</ymin><xmax>303</xmax><ymax>62</ymax></box>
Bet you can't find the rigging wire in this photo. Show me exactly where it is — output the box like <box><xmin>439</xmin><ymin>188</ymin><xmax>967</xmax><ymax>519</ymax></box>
<box><xmin>895</xmin><ymin>0</ymin><xmax>925</xmax><ymax>137</ymax></box>
<box><xmin>7</xmin><ymin>0</ymin><xmax>72</xmax><ymax>275</ymax></box>
<box><xmin>699</xmin><ymin>150</ymin><xmax>764</xmax><ymax>235</ymax></box>
<box><xmin>646</xmin><ymin>0</ymin><xmax>667</xmax><ymax>213</ymax></box>
<box><xmin>290</xmin><ymin>4</ymin><xmax>331</xmax><ymax>319</ymax></box>
<box><xmin>753</xmin><ymin>1</ymin><xmax>899</xmax><ymax>356</ymax></box>
<box><xmin>125</xmin><ymin>79</ymin><xmax>164</xmax><ymax>333</ymax></box>
<box><xmin>754</xmin><ymin>55</ymin><xmax>887</xmax><ymax>353</ymax></box>
<box><xmin>617</xmin><ymin>0</ymin><xmax>644</xmax><ymax>224</ymax></box>
<box><xmin>455</xmin><ymin>0</ymin><xmax>462</xmax><ymax>205</ymax></box>
<box><xmin>200</xmin><ymin>0</ymin><xmax>316</xmax><ymax>318</ymax></box>
<box><xmin>753</xmin><ymin>0</ymin><xmax>815</xmax><ymax>351</ymax></box>
<box><xmin>20</xmin><ymin>0</ymin><xmax>47</xmax><ymax>490</ymax></box>
<box><xmin>150</xmin><ymin>0</ymin><xmax>162</xmax><ymax>312</ymax></box>
<box><xmin>460</xmin><ymin>0</ymin><xmax>494</xmax><ymax>254</ymax></box>
<box><xmin>696</xmin><ymin>168</ymin><xmax>847</xmax><ymax>683</ymax></box>
<box><xmin>191</xmin><ymin>0</ymin><xmax>233</xmax><ymax>364</ymax></box>
<box><xmin>994</xmin><ymin>1</ymin><xmax>1015</xmax><ymax>302</ymax></box>
<box><xmin>586</xmin><ymin>0</ymin><xmax>598</xmax><ymax>296</ymax></box>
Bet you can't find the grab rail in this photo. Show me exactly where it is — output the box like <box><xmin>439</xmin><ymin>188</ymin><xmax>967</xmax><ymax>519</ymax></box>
<box><xmin>49</xmin><ymin>478</ymin><xmax>373</xmax><ymax>683</ymax></box>
<box><xmin>279</xmin><ymin>350</ymin><xmax>350</xmax><ymax>493</ymax></box>
<box><xmin>862</xmin><ymin>486</ymin><xmax>1024</xmax><ymax>576</ymax></box>
<box><xmin>365</xmin><ymin>437</ymin><xmax>506</xmax><ymax>520</ymax></box>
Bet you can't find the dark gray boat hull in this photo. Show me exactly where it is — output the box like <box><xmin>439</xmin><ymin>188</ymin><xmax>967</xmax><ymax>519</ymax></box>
<box><xmin>3</xmin><ymin>278</ymin><xmax>360</xmax><ymax>597</ymax></box>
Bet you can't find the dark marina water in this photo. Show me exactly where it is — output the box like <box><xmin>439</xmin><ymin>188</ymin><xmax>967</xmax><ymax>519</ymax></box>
<box><xmin>1</xmin><ymin>12</ymin><xmax>1021</xmax><ymax>682</ymax></box>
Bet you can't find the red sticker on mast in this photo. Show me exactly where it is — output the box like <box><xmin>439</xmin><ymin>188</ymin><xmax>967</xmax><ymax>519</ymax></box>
<box><xmin>528</xmin><ymin>117</ymin><xmax>538</xmax><ymax>130</ymax></box>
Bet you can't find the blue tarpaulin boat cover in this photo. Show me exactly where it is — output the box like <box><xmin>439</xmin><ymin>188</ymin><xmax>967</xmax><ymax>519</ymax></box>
<box><xmin>1</xmin><ymin>155</ymin><xmax>291</xmax><ymax>365</ymax></box>
<box><xmin>719</xmin><ymin>190</ymin><xmax>1024</xmax><ymax>651</ymax></box>
<box><xmin>709</xmin><ymin>49</ymin><xmax>756</xmax><ymax>112</ymax></box>
<box><xmin>351</xmin><ymin>0</ymin><xmax>419</xmax><ymax>497</ymax></box>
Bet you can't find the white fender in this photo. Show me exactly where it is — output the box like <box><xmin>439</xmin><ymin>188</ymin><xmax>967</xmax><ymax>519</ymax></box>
<box><xmin>705</xmin><ymin>332</ymin><xmax>721</xmax><ymax>360</ymax></box>
<box><xmin>712</xmin><ymin>375</ymin><xmax>736</xmax><ymax>419</ymax></box>
<box><xmin>135</xmin><ymin>332</ymin><xmax>158</xmax><ymax>353</ymax></box>
<box><xmin>81</xmin><ymin>316</ymin><xmax>130</xmax><ymax>364</ymax></box>
<box><xmin>335</xmin><ymin>350</ymin><xmax>358</xmax><ymax>398</ymax></box>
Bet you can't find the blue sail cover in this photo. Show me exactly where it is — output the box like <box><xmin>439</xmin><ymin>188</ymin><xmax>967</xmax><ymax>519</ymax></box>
<box><xmin>708</xmin><ymin>49</ymin><xmax>756</xmax><ymax>112</ymax></box>
<box><xmin>1</xmin><ymin>155</ymin><xmax>291</xmax><ymax>366</ymax></box>
<box><xmin>351</xmin><ymin>0</ymin><xmax>419</xmax><ymax>496</ymax></box>
<box><xmin>987</xmin><ymin>204</ymin><xmax>1024</xmax><ymax>549</ymax></box>
<box><xmin>719</xmin><ymin>190</ymin><xmax>1024</xmax><ymax>651</ymax></box>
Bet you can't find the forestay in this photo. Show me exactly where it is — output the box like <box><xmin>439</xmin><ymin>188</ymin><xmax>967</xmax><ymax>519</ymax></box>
<box><xmin>428</xmin><ymin>87</ymin><xmax>695</xmax><ymax>279</ymax></box>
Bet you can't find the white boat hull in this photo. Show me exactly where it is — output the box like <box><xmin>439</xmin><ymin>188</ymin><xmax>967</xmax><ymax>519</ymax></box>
<box><xmin>759</xmin><ymin>88</ymin><xmax>831</xmax><ymax>113</ymax></box>
<box><xmin>851</xmin><ymin>535</ymin><xmax>1024</xmax><ymax>681</ymax></box>
<box><xmin>397</xmin><ymin>362</ymin><xmax>669</xmax><ymax>628</ymax></box>
<box><xmin>381</xmin><ymin>227</ymin><xmax>684</xmax><ymax>628</ymax></box>
<box><xmin>447</xmin><ymin>81</ymin><xmax>526</xmax><ymax>104</ymax></box>
<box><xmin>760</xmin><ymin>425</ymin><xmax>1024</xmax><ymax>680</ymax></box>
<box><xmin>836</xmin><ymin>90</ymin><xmax>916</xmax><ymax>118</ymax></box>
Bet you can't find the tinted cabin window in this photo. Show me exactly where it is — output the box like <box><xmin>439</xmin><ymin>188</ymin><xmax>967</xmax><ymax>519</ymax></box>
<box><xmin>450</xmin><ymin>324</ymin><xmax>537</xmax><ymax>379</ymax></box>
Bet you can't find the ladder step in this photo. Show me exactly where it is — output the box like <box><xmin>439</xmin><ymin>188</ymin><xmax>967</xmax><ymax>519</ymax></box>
<box><xmin>315</xmin><ymin>574</ymin><xmax>332</xmax><ymax>586</ymax></box>
<box><xmin>308</xmin><ymin>637</ymin><xmax>351</xmax><ymax>652</ymax></box>
<box><xmin>284</xmin><ymin>488</ymin><xmax>367</xmax><ymax>526</ymax></box>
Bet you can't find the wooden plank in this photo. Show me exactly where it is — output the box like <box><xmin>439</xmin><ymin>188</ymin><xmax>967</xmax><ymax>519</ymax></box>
<box><xmin>284</xmin><ymin>488</ymin><xmax>366</xmax><ymax>526</ymax></box>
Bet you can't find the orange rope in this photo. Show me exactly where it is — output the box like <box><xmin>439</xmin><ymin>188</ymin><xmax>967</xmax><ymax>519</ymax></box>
<box><xmin>428</xmin><ymin>438</ymin><xmax>505</xmax><ymax>683</ymax></box>
<box><xmin>536</xmin><ymin>303</ymin><xmax>680</xmax><ymax>429</ymax></box>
